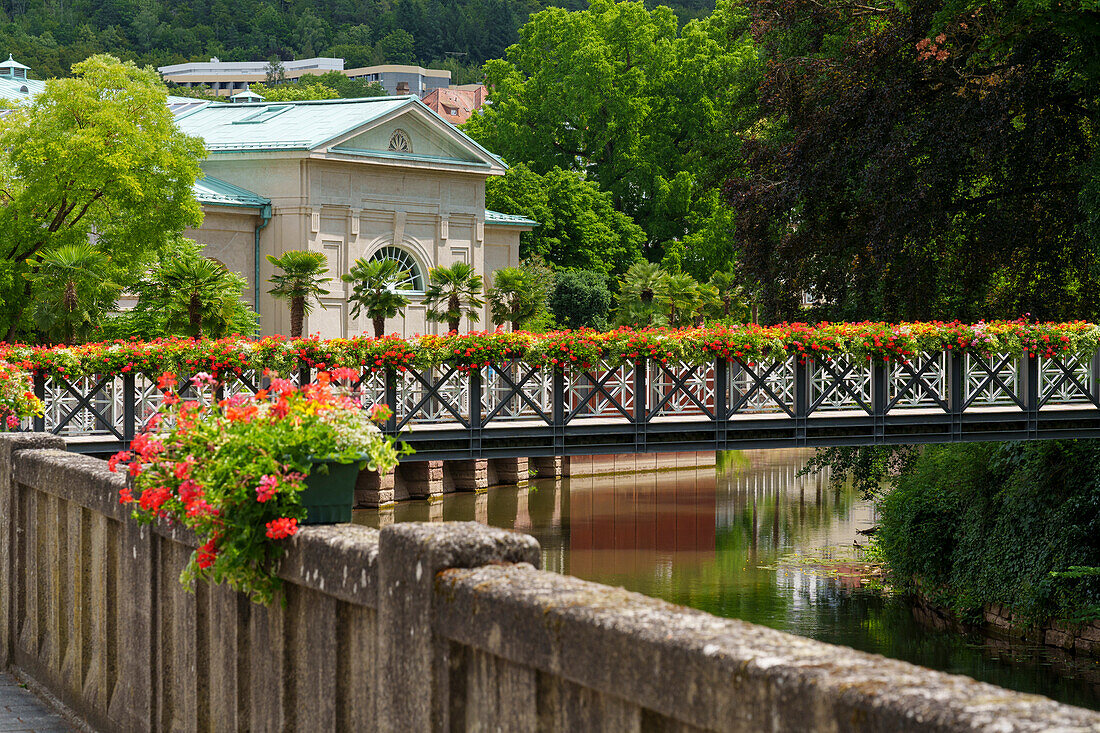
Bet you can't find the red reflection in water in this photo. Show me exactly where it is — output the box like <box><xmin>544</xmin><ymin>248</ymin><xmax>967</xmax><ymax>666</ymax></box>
<box><xmin>568</xmin><ymin>467</ymin><xmax>716</xmax><ymax>578</ymax></box>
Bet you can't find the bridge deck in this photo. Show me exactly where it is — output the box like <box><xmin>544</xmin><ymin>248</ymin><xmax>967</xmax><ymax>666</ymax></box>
<box><xmin>63</xmin><ymin>403</ymin><xmax>1100</xmax><ymax>458</ymax></box>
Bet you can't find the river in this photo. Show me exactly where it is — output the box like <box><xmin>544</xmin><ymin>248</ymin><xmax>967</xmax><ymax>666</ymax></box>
<box><xmin>353</xmin><ymin>449</ymin><xmax>1100</xmax><ymax>710</ymax></box>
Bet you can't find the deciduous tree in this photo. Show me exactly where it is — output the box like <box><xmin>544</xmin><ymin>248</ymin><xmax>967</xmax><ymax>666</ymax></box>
<box><xmin>466</xmin><ymin>0</ymin><xmax>759</xmax><ymax>261</ymax></box>
<box><xmin>0</xmin><ymin>54</ymin><xmax>204</xmax><ymax>341</ymax></box>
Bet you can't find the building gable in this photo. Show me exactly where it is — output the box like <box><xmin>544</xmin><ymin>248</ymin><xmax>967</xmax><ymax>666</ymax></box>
<box><xmin>324</xmin><ymin>101</ymin><xmax>504</xmax><ymax>174</ymax></box>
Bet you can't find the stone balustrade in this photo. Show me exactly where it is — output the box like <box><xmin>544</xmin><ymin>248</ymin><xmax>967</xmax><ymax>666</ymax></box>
<box><xmin>2</xmin><ymin>432</ymin><xmax>1099</xmax><ymax>732</ymax></box>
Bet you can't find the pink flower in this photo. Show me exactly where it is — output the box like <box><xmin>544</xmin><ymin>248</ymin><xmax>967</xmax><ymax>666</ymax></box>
<box><xmin>256</xmin><ymin>474</ymin><xmax>279</xmax><ymax>503</ymax></box>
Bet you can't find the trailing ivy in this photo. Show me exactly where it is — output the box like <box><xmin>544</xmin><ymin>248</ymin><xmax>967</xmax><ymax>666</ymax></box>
<box><xmin>876</xmin><ymin>441</ymin><xmax>1100</xmax><ymax>626</ymax></box>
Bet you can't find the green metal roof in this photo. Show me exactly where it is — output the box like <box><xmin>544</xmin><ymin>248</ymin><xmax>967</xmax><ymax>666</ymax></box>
<box><xmin>193</xmin><ymin>175</ymin><xmax>270</xmax><ymax>209</ymax></box>
<box><xmin>485</xmin><ymin>209</ymin><xmax>538</xmax><ymax>227</ymax></box>
<box><xmin>174</xmin><ymin>96</ymin><xmax>418</xmax><ymax>152</ymax></box>
<box><xmin>0</xmin><ymin>76</ymin><xmax>43</xmax><ymax>101</ymax></box>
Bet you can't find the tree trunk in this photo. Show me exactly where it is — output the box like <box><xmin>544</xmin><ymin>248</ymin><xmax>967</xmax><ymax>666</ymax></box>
<box><xmin>189</xmin><ymin>293</ymin><xmax>203</xmax><ymax>338</ymax></box>
<box><xmin>510</xmin><ymin>319</ymin><xmax>521</xmax><ymax>332</ymax></box>
<box><xmin>448</xmin><ymin>294</ymin><xmax>460</xmax><ymax>334</ymax></box>
<box><xmin>290</xmin><ymin>297</ymin><xmax>304</xmax><ymax>338</ymax></box>
<box><xmin>373</xmin><ymin>316</ymin><xmax>385</xmax><ymax>338</ymax></box>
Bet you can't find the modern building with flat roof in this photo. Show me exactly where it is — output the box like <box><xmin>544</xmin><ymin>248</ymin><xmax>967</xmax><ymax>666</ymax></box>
<box><xmin>157</xmin><ymin>57</ymin><xmax>452</xmax><ymax>99</ymax></box>
<box><xmin>343</xmin><ymin>64</ymin><xmax>451</xmax><ymax>97</ymax></box>
<box><xmin>157</xmin><ymin>57</ymin><xmax>345</xmax><ymax>96</ymax></box>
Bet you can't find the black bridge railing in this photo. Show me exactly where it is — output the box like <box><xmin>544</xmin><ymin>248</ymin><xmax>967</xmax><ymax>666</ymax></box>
<box><xmin>26</xmin><ymin>350</ymin><xmax>1100</xmax><ymax>458</ymax></box>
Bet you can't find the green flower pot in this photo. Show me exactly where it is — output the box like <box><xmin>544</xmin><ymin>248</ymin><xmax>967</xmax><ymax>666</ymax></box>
<box><xmin>300</xmin><ymin>458</ymin><xmax>362</xmax><ymax>524</ymax></box>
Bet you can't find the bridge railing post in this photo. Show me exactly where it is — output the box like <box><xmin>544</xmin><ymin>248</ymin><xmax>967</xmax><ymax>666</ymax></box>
<box><xmin>871</xmin><ymin>360</ymin><xmax>887</xmax><ymax>443</ymax></box>
<box><xmin>1023</xmin><ymin>351</ymin><xmax>1039</xmax><ymax>439</ymax></box>
<box><xmin>468</xmin><ymin>367</ymin><xmax>482</xmax><ymax>457</ymax></box>
<box><xmin>552</xmin><ymin>368</ymin><xmax>565</xmax><ymax>457</ymax></box>
<box><xmin>1091</xmin><ymin>350</ymin><xmax>1100</xmax><ymax>406</ymax></box>
<box><xmin>122</xmin><ymin>373</ymin><xmax>136</xmax><ymax>445</ymax></box>
<box><xmin>948</xmin><ymin>350</ymin><xmax>964</xmax><ymax>441</ymax></box>
<box><xmin>794</xmin><ymin>357</ymin><xmax>809</xmax><ymax>446</ymax></box>
<box><xmin>32</xmin><ymin>372</ymin><xmax>46</xmax><ymax>433</ymax></box>
<box><xmin>384</xmin><ymin>367</ymin><xmax>398</xmax><ymax>435</ymax></box>
<box><xmin>633</xmin><ymin>360</ymin><xmax>647</xmax><ymax>455</ymax></box>
<box><xmin>714</xmin><ymin>358</ymin><xmax>727</xmax><ymax>451</ymax></box>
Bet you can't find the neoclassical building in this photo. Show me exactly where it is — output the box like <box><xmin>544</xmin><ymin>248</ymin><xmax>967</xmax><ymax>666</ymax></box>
<box><xmin>175</xmin><ymin>96</ymin><xmax>536</xmax><ymax>338</ymax></box>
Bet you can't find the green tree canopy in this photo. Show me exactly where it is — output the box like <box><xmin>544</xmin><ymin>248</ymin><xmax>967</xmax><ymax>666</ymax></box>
<box><xmin>484</xmin><ymin>164</ymin><xmax>645</xmax><ymax>275</ymax></box>
<box><xmin>730</xmin><ymin>0</ymin><xmax>1100</xmax><ymax>322</ymax></box>
<box><xmin>549</xmin><ymin>270</ymin><xmax>612</xmax><ymax>330</ymax></box>
<box><xmin>465</xmin><ymin>0</ymin><xmax>760</xmax><ymax>261</ymax></box>
<box><xmin>0</xmin><ymin>54</ymin><xmax>204</xmax><ymax>341</ymax></box>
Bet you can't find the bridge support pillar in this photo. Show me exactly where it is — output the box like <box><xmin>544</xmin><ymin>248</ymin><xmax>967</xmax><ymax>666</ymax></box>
<box><xmin>395</xmin><ymin>460</ymin><xmax>443</xmax><ymax>499</ymax></box>
<box><xmin>487</xmin><ymin>457</ymin><xmax>529</xmax><ymax>487</ymax></box>
<box><xmin>355</xmin><ymin>466</ymin><xmax>396</xmax><ymax>507</ymax></box>
<box><xmin>530</xmin><ymin>456</ymin><xmax>567</xmax><ymax>479</ymax></box>
<box><xmin>443</xmin><ymin>459</ymin><xmax>487</xmax><ymax>492</ymax></box>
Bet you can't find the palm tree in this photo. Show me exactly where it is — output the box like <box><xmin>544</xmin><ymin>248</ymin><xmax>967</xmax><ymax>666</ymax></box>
<box><xmin>707</xmin><ymin>270</ymin><xmax>747</xmax><ymax>321</ymax></box>
<box><xmin>342</xmin><ymin>258</ymin><xmax>413</xmax><ymax>337</ymax></box>
<box><xmin>487</xmin><ymin>267</ymin><xmax>547</xmax><ymax>331</ymax></box>
<box><xmin>659</xmin><ymin>272</ymin><xmax>702</xmax><ymax>327</ymax></box>
<box><xmin>424</xmin><ymin>262</ymin><xmax>485</xmax><ymax>333</ymax></box>
<box><xmin>614</xmin><ymin>261</ymin><xmax>668</xmax><ymax>327</ymax></box>
<box><xmin>28</xmin><ymin>243</ymin><xmax>121</xmax><ymax>344</ymax></box>
<box><xmin>267</xmin><ymin>251</ymin><xmax>331</xmax><ymax>338</ymax></box>
<box><xmin>152</xmin><ymin>252</ymin><xmax>252</xmax><ymax>338</ymax></box>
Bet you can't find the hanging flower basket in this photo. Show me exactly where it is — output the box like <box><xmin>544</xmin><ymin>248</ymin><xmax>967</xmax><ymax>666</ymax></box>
<box><xmin>300</xmin><ymin>456</ymin><xmax>364</xmax><ymax>524</ymax></box>
<box><xmin>110</xmin><ymin>369</ymin><xmax>408</xmax><ymax>604</ymax></box>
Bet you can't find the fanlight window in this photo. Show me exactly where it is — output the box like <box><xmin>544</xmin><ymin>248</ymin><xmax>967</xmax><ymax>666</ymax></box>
<box><xmin>370</xmin><ymin>246</ymin><xmax>424</xmax><ymax>291</ymax></box>
<box><xmin>388</xmin><ymin>129</ymin><xmax>412</xmax><ymax>153</ymax></box>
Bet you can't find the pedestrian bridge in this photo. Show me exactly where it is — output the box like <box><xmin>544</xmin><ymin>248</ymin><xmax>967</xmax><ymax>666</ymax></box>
<box><xmin>29</xmin><ymin>348</ymin><xmax>1100</xmax><ymax>459</ymax></box>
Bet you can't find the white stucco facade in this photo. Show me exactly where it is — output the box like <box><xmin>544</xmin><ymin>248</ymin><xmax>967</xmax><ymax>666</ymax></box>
<box><xmin>176</xmin><ymin>97</ymin><xmax>534</xmax><ymax>338</ymax></box>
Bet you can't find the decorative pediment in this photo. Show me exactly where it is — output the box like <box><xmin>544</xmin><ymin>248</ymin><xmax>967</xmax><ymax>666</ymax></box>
<box><xmin>326</xmin><ymin>101</ymin><xmax>504</xmax><ymax>173</ymax></box>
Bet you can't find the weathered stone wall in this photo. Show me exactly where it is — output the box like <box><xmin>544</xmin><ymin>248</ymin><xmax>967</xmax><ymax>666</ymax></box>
<box><xmin>3</xmin><ymin>433</ymin><xmax>1100</xmax><ymax>732</ymax></box>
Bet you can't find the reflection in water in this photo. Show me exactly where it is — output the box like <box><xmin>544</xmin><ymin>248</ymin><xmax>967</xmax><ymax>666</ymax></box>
<box><xmin>354</xmin><ymin>449</ymin><xmax>1100</xmax><ymax>710</ymax></box>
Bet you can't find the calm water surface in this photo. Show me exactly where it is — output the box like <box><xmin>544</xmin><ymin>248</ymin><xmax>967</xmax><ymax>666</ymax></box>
<box><xmin>354</xmin><ymin>449</ymin><xmax>1100</xmax><ymax>710</ymax></box>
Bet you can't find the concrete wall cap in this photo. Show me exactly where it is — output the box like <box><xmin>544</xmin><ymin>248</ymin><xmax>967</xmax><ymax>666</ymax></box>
<box><xmin>0</xmin><ymin>433</ymin><xmax>66</xmax><ymax>452</ymax></box>
<box><xmin>379</xmin><ymin>521</ymin><xmax>540</xmax><ymax>572</ymax></box>
<box><xmin>436</xmin><ymin>564</ymin><xmax>1100</xmax><ymax>732</ymax></box>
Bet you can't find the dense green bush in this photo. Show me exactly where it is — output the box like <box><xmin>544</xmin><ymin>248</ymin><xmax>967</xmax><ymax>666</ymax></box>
<box><xmin>877</xmin><ymin>441</ymin><xmax>1100</xmax><ymax>624</ymax></box>
<box><xmin>549</xmin><ymin>270</ymin><xmax>612</xmax><ymax>330</ymax></box>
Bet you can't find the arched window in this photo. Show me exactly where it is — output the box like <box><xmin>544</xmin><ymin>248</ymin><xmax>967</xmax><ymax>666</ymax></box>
<box><xmin>370</xmin><ymin>245</ymin><xmax>425</xmax><ymax>291</ymax></box>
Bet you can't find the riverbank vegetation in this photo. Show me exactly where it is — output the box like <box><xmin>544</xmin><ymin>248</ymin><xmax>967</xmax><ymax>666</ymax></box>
<box><xmin>875</xmin><ymin>441</ymin><xmax>1100</xmax><ymax>626</ymax></box>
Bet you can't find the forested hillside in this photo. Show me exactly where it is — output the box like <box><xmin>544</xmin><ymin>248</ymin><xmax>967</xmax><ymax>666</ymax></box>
<box><xmin>0</xmin><ymin>0</ymin><xmax>714</xmax><ymax>81</ymax></box>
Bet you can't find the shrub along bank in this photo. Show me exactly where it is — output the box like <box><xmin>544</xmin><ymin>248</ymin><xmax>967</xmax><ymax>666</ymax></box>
<box><xmin>876</xmin><ymin>441</ymin><xmax>1100</xmax><ymax>628</ymax></box>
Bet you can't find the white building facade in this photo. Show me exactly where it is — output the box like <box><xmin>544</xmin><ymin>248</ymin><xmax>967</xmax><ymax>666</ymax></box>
<box><xmin>175</xmin><ymin>96</ymin><xmax>535</xmax><ymax>338</ymax></box>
